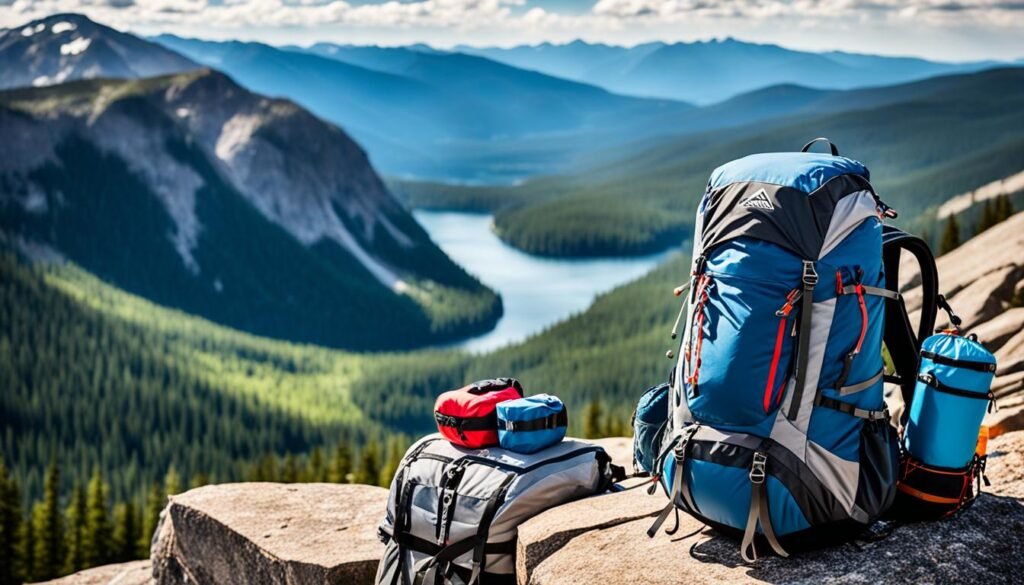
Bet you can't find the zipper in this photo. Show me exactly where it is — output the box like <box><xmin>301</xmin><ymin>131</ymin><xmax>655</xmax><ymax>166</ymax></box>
<box><xmin>763</xmin><ymin>289</ymin><xmax>801</xmax><ymax>413</ymax></box>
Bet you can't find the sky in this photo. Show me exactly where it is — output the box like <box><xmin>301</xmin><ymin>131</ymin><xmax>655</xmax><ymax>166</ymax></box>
<box><xmin>2</xmin><ymin>0</ymin><xmax>1022</xmax><ymax>62</ymax></box>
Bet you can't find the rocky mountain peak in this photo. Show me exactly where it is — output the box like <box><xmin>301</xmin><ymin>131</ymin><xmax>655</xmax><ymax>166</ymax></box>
<box><xmin>0</xmin><ymin>12</ymin><xmax>198</xmax><ymax>90</ymax></box>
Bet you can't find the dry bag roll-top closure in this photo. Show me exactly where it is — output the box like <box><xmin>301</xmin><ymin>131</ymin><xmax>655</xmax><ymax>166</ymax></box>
<box><xmin>649</xmin><ymin>139</ymin><xmax>909</xmax><ymax>562</ymax></box>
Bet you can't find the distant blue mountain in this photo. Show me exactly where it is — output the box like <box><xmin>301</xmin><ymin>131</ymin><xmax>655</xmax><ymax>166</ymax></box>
<box><xmin>154</xmin><ymin>35</ymin><xmax>694</xmax><ymax>181</ymax></box>
<box><xmin>459</xmin><ymin>38</ymin><xmax>1008</xmax><ymax>104</ymax></box>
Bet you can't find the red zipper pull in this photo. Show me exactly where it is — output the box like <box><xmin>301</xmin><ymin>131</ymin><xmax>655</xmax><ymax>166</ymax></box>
<box><xmin>775</xmin><ymin>288</ymin><xmax>802</xmax><ymax>317</ymax></box>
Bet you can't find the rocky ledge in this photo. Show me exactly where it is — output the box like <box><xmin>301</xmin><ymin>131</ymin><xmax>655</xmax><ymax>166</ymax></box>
<box><xmin>518</xmin><ymin>431</ymin><xmax>1024</xmax><ymax>584</ymax></box>
<box><xmin>42</xmin><ymin>433</ymin><xmax>1024</xmax><ymax>585</ymax></box>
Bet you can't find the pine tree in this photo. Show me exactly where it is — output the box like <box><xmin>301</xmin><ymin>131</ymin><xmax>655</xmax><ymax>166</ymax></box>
<box><xmin>31</xmin><ymin>460</ymin><xmax>64</xmax><ymax>580</ymax></box>
<box><xmin>582</xmin><ymin>401</ymin><xmax>603</xmax><ymax>439</ymax></box>
<box><xmin>190</xmin><ymin>473</ymin><xmax>210</xmax><ymax>490</ymax></box>
<box><xmin>281</xmin><ymin>454</ymin><xmax>299</xmax><ymax>483</ymax></box>
<box><xmin>82</xmin><ymin>468</ymin><xmax>112</xmax><ymax>568</ymax></box>
<box><xmin>64</xmin><ymin>484</ymin><xmax>86</xmax><ymax>574</ymax></box>
<box><xmin>164</xmin><ymin>468</ymin><xmax>182</xmax><ymax>497</ymax></box>
<box><xmin>111</xmin><ymin>502</ymin><xmax>138</xmax><ymax>562</ymax></box>
<box><xmin>976</xmin><ymin>199</ymin><xmax>997</xmax><ymax>235</ymax></box>
<box><xmin>17</xmin><ymin>514</ymin><xmax>34</xmax><ymax>583</ymax></box>
<box><xmin>996</xmin><ymin>194</ymin><xmax>1015</xmax><ymax>222</ymax></box>
<box><xmin>328</xmin><ymin>443</ymin><xmax>352</xmax><ymax>484</ymax></box>
<box><xmin>378</xmin><ymin>439</ymin><xmax>406</xmax><ymax>488</ymax></box>
<box><xmin>137</xmin><ymin>482</ymin><xmax>163</xmax><ymax>558</ymax></box>
<box><xmin>0</xmin><ymin>459</ymin><xmax>23</xmax><ymax>585</ymax></box>
<box><xmin>939</xmin><ymin>214</ymin><xmax>961</xmax><ymax>255</ymax></box>
<box><xmin>354</xmin><ymin>440</ymin><xmax>381</xmax><ymax>486</ymax></box>
<box><xmin>305</xmin><ymin>447</ymin><xmax>326</xmax><ymax>483</ymax></box>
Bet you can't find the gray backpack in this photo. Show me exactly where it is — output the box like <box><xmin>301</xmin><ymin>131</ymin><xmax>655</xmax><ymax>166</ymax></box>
<box><xmin>376</xmin><ymin>434</ymin><xmax>619</xmax><ymax>585</ymax></box>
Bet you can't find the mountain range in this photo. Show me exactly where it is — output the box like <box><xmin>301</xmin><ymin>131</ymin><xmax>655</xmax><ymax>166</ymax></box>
<box><xmin>459</xmin><ymin>38</ymin><xmax>1005</xmax><ymax>104</ymax></box>
<box><xmin>152</xmin><ymin>35</ymin><xmax>694</xmax><ymax>181</ymax></box>
<box><xmin>0</xmin><ymin>68</ymin><xmax>500</xmax><ymax>350</ymax></box>
<box><xmin>398</xmin><ymin>67</ymin><xmax>1024</xmax><ymax>256</ymax></box>
<box><xmin>0</xmin><ymin>13</ymin><xmax>199</xmax><ymax>89</ymax></box>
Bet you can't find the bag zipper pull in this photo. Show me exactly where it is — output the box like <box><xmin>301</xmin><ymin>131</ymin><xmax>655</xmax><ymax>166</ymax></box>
<box><xmin>775</xmin><ymin>288</ymin><xmax>802</xmax><ymax>317</ymax></box>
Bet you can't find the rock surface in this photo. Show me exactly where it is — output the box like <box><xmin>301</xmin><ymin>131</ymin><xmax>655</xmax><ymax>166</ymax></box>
<box><xmin>519</xmin><ymin>431</ymin><xmax>1024</xmax><ymax>584</ymax></box>
<box><xmin>150</xmin><ymin>483</ymin><xmax>388</xmax><ymax>585</ymax></box>
<box><xmin>36</xmin><ymin>560</ymin><xmax>152</xmax><ymax>585</ymax></box>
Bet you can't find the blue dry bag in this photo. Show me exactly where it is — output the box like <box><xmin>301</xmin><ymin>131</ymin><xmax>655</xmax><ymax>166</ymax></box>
<box><xmin>905</xmin><ymin>331</ymin><xmax>997</xmax><ymax>469</ymax></box>
<box><xmin>496</xmin><ymin>394</ymin><xmax>568</xmax><ymax>454</ymax></box>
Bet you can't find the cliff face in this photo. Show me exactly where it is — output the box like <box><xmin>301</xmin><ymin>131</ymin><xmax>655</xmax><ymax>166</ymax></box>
<box><xmin>0</xmin><ymin>69</ymin><xmax>500</xmax><ymax>350</ymax></box>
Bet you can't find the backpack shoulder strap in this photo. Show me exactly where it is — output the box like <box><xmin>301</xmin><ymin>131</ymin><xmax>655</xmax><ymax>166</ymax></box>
<box><xmin>881</xmin><ymin>225</ymin><xmax>939</xmax><ymax>424</ymax></box>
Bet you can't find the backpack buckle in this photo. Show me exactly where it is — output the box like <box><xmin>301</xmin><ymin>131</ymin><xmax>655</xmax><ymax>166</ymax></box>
<box><xmin>801</xmin><ymin>261</ymin><xmax>818</xmax><ymax>287</ymax></box>
<box><xmin>749</xmin><ymin>452</ymin><xmax>767</xmax><ymax>484</ymax></box>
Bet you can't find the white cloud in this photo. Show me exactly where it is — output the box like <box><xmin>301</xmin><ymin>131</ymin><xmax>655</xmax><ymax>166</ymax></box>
<box><xmin>592</xmin><ymin>0</ymin><xmax>1024</xmax><ymax>26</ymax></box>
<box><xmin>0</xmin><ymin>0</ymin><xmax>1020</xmax><ymax>60</ymax></box>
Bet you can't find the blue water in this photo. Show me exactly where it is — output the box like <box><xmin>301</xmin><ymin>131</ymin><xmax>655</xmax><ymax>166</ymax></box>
<box><xmin>414</xmin><ymin>210</ymin><xmax>672</xmax><ymax>352</ymax></box>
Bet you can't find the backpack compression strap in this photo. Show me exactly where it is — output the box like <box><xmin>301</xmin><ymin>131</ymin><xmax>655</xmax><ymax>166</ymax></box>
<box><xmin>881</xmin><ymin>226</ymin><xmax>939</xmax><ymax>425</ymax></box>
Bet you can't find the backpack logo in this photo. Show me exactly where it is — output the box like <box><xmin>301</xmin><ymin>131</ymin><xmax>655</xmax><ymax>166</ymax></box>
<box><xmin>740</xmin><ymin>188</ymin><xmax>774</xmax><ymax>210</ymax></box>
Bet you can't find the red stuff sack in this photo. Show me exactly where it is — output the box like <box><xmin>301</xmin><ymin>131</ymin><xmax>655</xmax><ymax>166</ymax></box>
<box><xmin>434</xmin><ymin>378</ymin><xmax>524</xmax><ymax>448</ymax></box>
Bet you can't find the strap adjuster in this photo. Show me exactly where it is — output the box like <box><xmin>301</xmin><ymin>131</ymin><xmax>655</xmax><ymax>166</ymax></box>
<box><xmin>749</xmin><ymin>452</ymin><xmax>767</xmax><ymax>484</ymax></box>
<box><xmin>802</xmin><ymin>261</ymin><xmax>818</xmax><ymax>287</ymax></box>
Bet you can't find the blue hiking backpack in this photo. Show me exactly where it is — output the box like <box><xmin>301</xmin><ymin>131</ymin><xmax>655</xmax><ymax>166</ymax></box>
<box><xmin>650</xmin><ymin>139</ymin><xmax>940</xmax><ymax>560</ymax></box>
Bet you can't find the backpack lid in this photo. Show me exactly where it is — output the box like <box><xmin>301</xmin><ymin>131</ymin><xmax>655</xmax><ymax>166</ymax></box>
<box><xmin>707</xmin><ymin>152</ymin><xmax>869</xmax><ymax>195</ymax></box>
<box><xmin>696</xmin><ymin>149</ymin><xmax>879</xmax><ymax>260</ymax></box>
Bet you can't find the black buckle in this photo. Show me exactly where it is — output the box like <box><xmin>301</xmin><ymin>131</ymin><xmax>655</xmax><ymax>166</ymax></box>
<box><xmin>749</xmin><ymin>452</ymin><xmax>767</xmax><ymax>484</ymax></box>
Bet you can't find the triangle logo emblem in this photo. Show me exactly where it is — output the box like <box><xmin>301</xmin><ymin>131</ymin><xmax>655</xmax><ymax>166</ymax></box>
<box><xmin>740</xmin><ymin>188</ymin><xmax>774</xmax><ymax>210</ymax></box>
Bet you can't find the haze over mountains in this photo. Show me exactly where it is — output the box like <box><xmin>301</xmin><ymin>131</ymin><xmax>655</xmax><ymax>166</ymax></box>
<box><xmin>153</xmin><ymin>34</ymin><xmax>694</xmax><ymax>181</ymax></box>
<box><xmin>460</xmin><ymin>39</ymin><xmax>1004</xmax><ymax>104</ymax></box>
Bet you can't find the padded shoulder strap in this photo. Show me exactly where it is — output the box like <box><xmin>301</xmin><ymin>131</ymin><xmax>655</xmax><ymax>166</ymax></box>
<box><xmin>881</xmin><ymin>226</ymin><xmax>939</xmax><ymax>424</ymax></box>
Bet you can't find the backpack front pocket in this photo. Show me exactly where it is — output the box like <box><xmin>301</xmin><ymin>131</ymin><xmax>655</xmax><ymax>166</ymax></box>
<box><xmin>686</xmin><ymin>273</ymin><xmax>800</xmax><ymax>427</ymax></box>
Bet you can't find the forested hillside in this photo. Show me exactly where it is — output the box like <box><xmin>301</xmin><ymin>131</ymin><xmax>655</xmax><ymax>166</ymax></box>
<box><xmin>0</xmin><ymin>71</ymin><xmax>500</xmax><ymax>350</ymax></box>
<box><xmin>397</xmin><ymin>68</ymin><xmax>1024</xmax><ymax>257</ymax></box>
<box><xmin>0</xmin><ymin>253</ymin><xmax>371</xmax><ymax>503</ymax></box>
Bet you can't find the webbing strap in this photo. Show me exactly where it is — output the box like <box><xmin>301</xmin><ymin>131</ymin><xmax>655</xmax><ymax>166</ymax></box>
<box><xmin>468</xmin><ymin>473</ymin><xmax>516</xmax><ymax>585</ymax></box>
<box><xmin>786</xmin><ymin>260</ymin><xmax>818</xmax><ymax>421</ymax></box>
<box><xmin>740</xmin><ymin>452</ymin><xmax>789</xmax><ymax>563</ymax></box>
<box><xmin>918</xmin><ymin>373</ymin><xmax>996</xmax><ymax>405</ymax></box>
<box><xmin>434</xmin><ymin>412</ymin><xmax>496</xmax><ymax>432</ymax></box>
<box><xmin>647</xmin><ymin>426</ymin><xmax>698</xmax><ymax>538</ymax></box>
<box><xmin>757</xmin><ymin>484</ymin><xmax>789</xmax><ymax>559</ymax></box>
<box><xmin>921</xmin><ymin>351</ymin><xmax>997</xmax><ymax>373</ymax></box>
<box><xmin>740</xmin><ymin>481</ymin><xmax>761</xmax><ymax>563</ymax></box>
<box><xmin>839</xmin><ymin>369</ymin><xmax>884</xmax><ymax>396</ymax></box>
<box><xmin>840</xmin><ymin>284</ymin><xmax>900</xmax><ymax>300</ymax></box>
<box><xmin>815</xmin><ymin>395</ymin><xmax>890</xmax><ymax>421</ymax></box>
<box><xmin>497</xmin><ymin>409</ymin><xmax>567</xmax><ymax>431</ymax></box>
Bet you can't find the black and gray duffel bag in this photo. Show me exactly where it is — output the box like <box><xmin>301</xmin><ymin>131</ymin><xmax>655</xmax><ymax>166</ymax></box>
<box><xmin>376</xmin><ymin>433</ymin><xmax>620</xmax><ymax>585</ymax></box>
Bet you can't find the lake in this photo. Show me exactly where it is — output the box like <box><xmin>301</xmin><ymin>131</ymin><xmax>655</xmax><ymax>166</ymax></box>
<box><xmin>414</xmin><ymin>210</ymin><xmax>673</xmax><ymax>352</ymax></box>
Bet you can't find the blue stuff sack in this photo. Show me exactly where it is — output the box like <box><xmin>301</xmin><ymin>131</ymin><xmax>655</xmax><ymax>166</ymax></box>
<box><xmin>904</xmin><ymin>332</ymin><xmax>997</xmax><ymax>469</ymax></box>
<box><xmin>631</xmin><ymin>382</ymin><xmax>669</xmax><ymax>475</ymax></box>
<box><xmin>496</xmin><ymin>394</ymin><xmax>567</xmax><ymax>454</ymax></box>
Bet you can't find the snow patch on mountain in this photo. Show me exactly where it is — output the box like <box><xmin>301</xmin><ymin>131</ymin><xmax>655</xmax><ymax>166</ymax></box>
<box><xmin>51</xmin><ymin>22</ymin><xmax>78</xmax><ymax>34</ymax></box>
<box><xmin>60</xmin><ymin>37</ymin><xmax>91</xmax><ymax>56</ymax></box>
